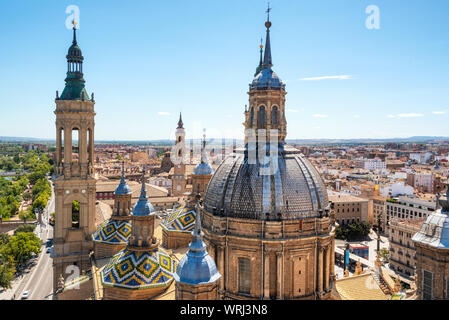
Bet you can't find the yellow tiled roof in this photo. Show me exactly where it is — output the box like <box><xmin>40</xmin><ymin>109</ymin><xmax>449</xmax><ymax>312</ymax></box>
<box><xmin>335</xmin><ymin>273</ymin><xmax>390</xmax><ymax>300</ymax></box>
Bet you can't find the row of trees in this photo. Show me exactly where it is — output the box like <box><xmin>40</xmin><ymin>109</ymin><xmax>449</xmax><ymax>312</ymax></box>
<box><xmin>335</xmin><ymin>221</ymin><xmax>371</xmax><ymax>241</ymax></box>
<box><xmin>0</xmin><ymin>176</ymin><xmax>28</xmax><ymax>220</ymax></box>
<box><xmin>0</xmin><ymin>226</ymin><xmax>41</xmax><ymax>289</ymax></box>
<box><xmin>0</xmin><ymin>151</ymin><xmax>53</xmax><ymax>221</ymax></box>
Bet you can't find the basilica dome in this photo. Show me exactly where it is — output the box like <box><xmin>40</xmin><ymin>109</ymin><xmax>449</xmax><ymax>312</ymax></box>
<box><xmin>204</xmin><ymin>146</ymin><xmax>329</xmax><ymax>220</ymax></box>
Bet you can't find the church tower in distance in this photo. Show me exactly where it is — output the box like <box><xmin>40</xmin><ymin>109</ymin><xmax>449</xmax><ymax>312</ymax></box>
<box><xmin>53</xmin><ymin>21</ymin><xmax>97</xmax><ymax>292</ymax></box>
<box><xmin>171</xmin><ymin>113</ymin><xmax>187</xmax><ymax>197</ymax></box>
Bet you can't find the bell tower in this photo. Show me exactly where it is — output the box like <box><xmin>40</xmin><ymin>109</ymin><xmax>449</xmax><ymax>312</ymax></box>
<box><xmin>244</xmin><ymin>6</ymin><xmax>287</xmax><ymax>146</ymax></box>
<box><xmin>53</xmin><ymin>22</ymin><xmax>97</xmax><ymax>292</ymax></box>
<box><xmin>172</xmin><ymin>113</ymin><xmax>187</xmax><ymax>197</ymax></box>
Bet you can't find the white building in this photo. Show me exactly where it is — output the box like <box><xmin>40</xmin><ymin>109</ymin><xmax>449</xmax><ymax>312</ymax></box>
<box><xmin>380</xmin><ymin>181</ymin><xmax>414</xmax><ymax>197</ymax></box>
<box><xmin>385</xmin><ymin>196</ymin><xmax>435</xmax><ymax>226</ymax></box>
<box><xmin>355</xmin><ymin>158</ymin><xmax>387</xmax><ymax>172</ymax></box>
<box><xmin>409</xmin><ymin>152</ymin><xmax>432</xmax><ymax>164</ymax></box>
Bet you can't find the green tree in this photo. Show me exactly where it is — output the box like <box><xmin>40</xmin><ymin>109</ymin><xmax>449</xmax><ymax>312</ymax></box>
<box><xmin>379</xmin><ymin>248</ymin><xmax>390</xmax><ymax>264</ymax></box>
<box><xmin>0</xmin><ymin>232</ymin><xmax>41</xmax><ymax>266</ymax></box>
<box><xmin>0</xmin><ymin>204</ymin><xmax>10</xmax><ymax>221</ymax></box>
<box><xmin>0</xmin><ymin>233</ymin><xmax>10</xmax><ymax>246</ymax></box>
<box><xmin>18</xmin><ymin>210</ymin><xmax>33</xmax><ymax>223</ymax></box>
<box><xmin>0</xmin><ymin>261</ymin><xmax>15</xmax><ymax>290</ymax></box>
<box><xmin>14</xmin><ymin>224</ymin><xmax>36</xmax><ymax>235</ymax></box>
<box><xmin>335</xmin><ymin>221</ymin><xmax>371</xmax><ymax>241</ymax></box>
<box><xmin>32</xmin><ymin>193</ymin><xmax>49</xmax><ymax>211</ymax></box>
<box><xmin>72</xmin><ymin>201</ymin><xmax>80</xmax><ymax>224</ymax></box>
<box><xmin>23</xmin><ymin>191</ymin><xmax>32</xmax><ymax>202</ymax></box>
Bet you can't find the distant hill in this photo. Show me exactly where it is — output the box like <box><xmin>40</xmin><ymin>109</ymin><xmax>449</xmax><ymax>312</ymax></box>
<box><xmin>286</xmin><ymin>136</ymin><xmax>449</xmax><ymax>145</ymax></box>
<box><xmin>1</xmin><ymin>136</ymin><xmax>448</xmax><ymax>145</ymax></box>
<box><xmin>0</xmin><ymin>136</ymin><xmax>53</xmax><ymax>143</ymax></box>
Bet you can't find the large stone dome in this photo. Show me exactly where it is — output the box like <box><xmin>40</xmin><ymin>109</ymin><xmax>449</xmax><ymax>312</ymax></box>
<box><xmin>204</xmin><ymin>146</ymin><xmax>329</xmax><ymax>220</ymax></box>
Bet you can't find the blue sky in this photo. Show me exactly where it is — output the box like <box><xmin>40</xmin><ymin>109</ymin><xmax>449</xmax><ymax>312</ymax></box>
<box><xmin>0</xmin><ymin>0</ymin><xmax>448</xmax><ymax>141</ymax></box>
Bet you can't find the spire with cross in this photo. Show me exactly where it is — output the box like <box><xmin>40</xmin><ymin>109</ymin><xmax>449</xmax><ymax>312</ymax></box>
<box><xmin>266</xmin><ymin>2</ymin><xmax>271</xmax><ymax>21</ymax></box>
<box><xmin>263</xmin><ymin>3</ymin><xmax>273</xmax><ymax>68</ymax></box>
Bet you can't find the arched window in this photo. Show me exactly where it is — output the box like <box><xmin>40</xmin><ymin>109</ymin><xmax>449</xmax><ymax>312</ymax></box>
<box><xmin>257</xmin><ymin>106</ymin><xmax>266</xmax><ymax>128</ymax></box>
<box><xmin>58</xmin><ymin>127</ymin><xmax>64</xmax><ymax>162</ymax></box>
<box><xmin>72</xmin><ymin>128</ymin><xmax>79</xmax><ymax>159</ymax></box>
<box><xmin>87</xmin><ymin>128</ymin><xmax>93</xmax><ymax>164</ymax></box>
<box><xmin>238</xmin><ymin>257</ymin><xmax>251</xmax><ymax>294</ymax></box>
<box><xmin>72</xmin><ymin>200</ymin><xmax>80</xmax><ymax>228</ymax></box>
<box><xmin>142</xmin><ymin>226</ymin><xmax>148</xmax><ymax>246</ymax></box>
<box><xmin>250</xmin><ymin>107</ymin><xmax>254</xmax><ymax>127</ymax></box>
<box><xmin>272</xmin><ymin>106</ymin><xmax>279</xmax><ymax>126</ymax></box>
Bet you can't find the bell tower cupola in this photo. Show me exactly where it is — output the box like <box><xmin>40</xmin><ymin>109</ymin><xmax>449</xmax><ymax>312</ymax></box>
<box><xmin>244</xmin><ymin>5</ymin><xmax>287</xmax><ymax>146</ymax></box>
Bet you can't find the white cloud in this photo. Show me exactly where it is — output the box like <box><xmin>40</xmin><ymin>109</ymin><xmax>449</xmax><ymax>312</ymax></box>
<box><xmin>313</xmin><ymin>114</ymin><xmax>329</xmax><ymax>118</ymax></box>
<box><xmin>432</xmin><ymin>110</ymin><xmax>448</xmax><ymax>115</ymax></box>
<box><xmin>286</xmin><ymin>109</ymin><xmax>298</xmax><ymax>113</ymax></box>
<box><xmin>300</xmin><ymin>75</ymin><xmax>352</xmax><ymax>81</ymax></box>
<box><xmin>387</xmin><ymin>113</ymin><xmax>424</xmax><ymax>119</ymax></box>
<box><xmin>158</xmin><ymin>112</ymin><xmax>170</xmax><ymax>116</ymax></box>
<box><xmin>353</xmin><ymin>115</ymin><xmax>361</xmax><ymax>119</ymax></box>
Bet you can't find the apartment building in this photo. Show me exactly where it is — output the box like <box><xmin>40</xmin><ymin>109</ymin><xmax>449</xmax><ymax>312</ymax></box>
<box><xmin>387</xmin><ymin>218</ymin><xmax>425</xmax><ymax>277</ymax></box>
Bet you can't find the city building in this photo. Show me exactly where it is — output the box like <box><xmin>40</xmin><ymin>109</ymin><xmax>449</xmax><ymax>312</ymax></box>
<box><xmin>131</xmin><ymin>151</ymin><xmax>149</xmax><ymax>162</ymax></box>
<box><xmin>407</xmin><ymin>172</ymin><xmax>435</xmax><ymax>193</ymax></box>
<box><xmin>356</xmin><ymin>158</ymin><xmax>387</xmax><ymax>172</ymax></box>
<box><xmin>329</xmin><ymin>194</ymin><xmax>369</xmax><ymax>225</ymax></box>
<box><xmin>385</xmin><ymin>196</ymin><xmax>435</xmax><ymax>227</ymax></box>
<box><xmin>373</xmin><ymin>196</ymin><xmax>386</xmax><ymax>232</ymax></box>
<box><xmin>387</xmin><ymin>218</ymin><xmax>425</xmax><ymax>277</ymax></box>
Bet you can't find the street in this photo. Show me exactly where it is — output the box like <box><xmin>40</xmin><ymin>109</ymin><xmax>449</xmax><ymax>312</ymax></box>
<box><xmin>2</xmin><ymin>180</ymin><xmax>55</xmax><ymax>300</ymax></box>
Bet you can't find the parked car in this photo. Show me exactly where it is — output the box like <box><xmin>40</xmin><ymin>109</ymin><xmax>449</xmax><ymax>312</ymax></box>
<box><xmin>21</xmin><ymin>291</ymin><xmax>30</xmax><ymax>299</ymax></box>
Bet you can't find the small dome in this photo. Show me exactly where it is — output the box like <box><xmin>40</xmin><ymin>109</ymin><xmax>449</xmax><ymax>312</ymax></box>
<box><xmin>132</xmin><ymin>169</ymin><xmax>155</xmax><ymax>216</ymax></box>
<box><xmin>251</xmin><ymin>67</ymin><xmax>284</xmax><ymax>89</ymax></box>
<box><xmin>92</xmin><ymin>219</ymin><xmax>132</xmax><ymax>245</ymax></box>
<box><xmin>174</xmin><ymin>238</ymin><xmax>221</xmax><ymax>285</ymax></box>
<box><xmin>67</xmin><ymin>44</ymin><xmax>83</xmax><ymax>59</ymax></box>
<box><xmin>194</xmin><ymin>162</ymin><xmax>215</xmax><ymax>175</ymax></box>
<box><xmin>115</xmin><ymin>179</ymin><xmax>132</xmax><ymax>195</ymax></box>
<box><xmin>101</xmin><ymin>248</ymin><xmax>176</xmax><ymax>289</ymax></box>
<box><xmin>174</xmin><ymin>206</ymin><xmax>221</xmax><ymax>285</ymax></box>
<box><xmin>132</xmin><ymin>195</ymin><xmax>155</xmax><ymax>216</ymax></box>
